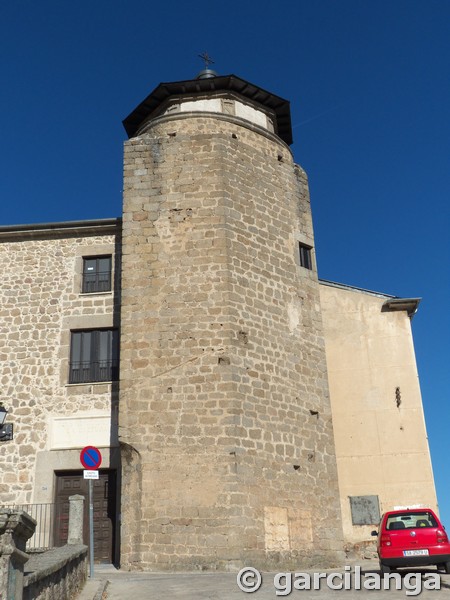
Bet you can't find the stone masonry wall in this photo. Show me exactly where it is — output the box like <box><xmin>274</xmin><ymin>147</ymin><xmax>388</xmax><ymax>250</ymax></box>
<box><xmin>23</xmin><ymin>544</ymin><xmax>87</xmax><ymax>600</ymax></box>
<box><xmin>0</xmin><ymin>230</ymin><xmax>118</xmax><ymax>505</ymax></box>
<box><xmin>119</xmin><ymin>112</ymin><xmax>344</xmax><ymax>570</ymax></box>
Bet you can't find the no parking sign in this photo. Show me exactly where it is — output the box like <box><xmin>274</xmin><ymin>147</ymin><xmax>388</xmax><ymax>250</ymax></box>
<box><xmin>80</xmin><ymin>445</ymin><xmax>102</xmax><ymax>578</ymax></box>
<box><xmin>80</xmin><ymin>446</ymin><xmax>102</xmax><ymax>470</ymax></box>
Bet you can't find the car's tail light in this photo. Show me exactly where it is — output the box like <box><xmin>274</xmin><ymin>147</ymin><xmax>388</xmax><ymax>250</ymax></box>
<box><xmin>381</xmin><ymin>534</ymin><xmax>391</xmax><ymax>547</ymax></box>
<box><xmin>436</xmin><ymin>529</ymin><xmax>448</xmax><ymax>543</ymax></box>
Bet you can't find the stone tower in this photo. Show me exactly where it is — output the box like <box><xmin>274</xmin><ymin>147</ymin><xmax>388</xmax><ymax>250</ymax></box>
<box><xmin>119</xmin><ymin>71</ymin><xmax>344</xmax><ymax>570</ymax></box>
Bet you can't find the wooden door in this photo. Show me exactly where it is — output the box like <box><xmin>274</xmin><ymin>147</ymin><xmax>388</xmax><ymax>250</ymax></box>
<box><xmin>54</xmin><ymin>470</ymin><xmax>116</xmax><ymax>563</ymax></box>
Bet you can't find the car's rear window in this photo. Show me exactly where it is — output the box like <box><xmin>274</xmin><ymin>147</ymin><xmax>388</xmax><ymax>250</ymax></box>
<box><xmin>385</xmin><ymin>512</ymin><xmax>438</xmax><ymax>530</ymax></box>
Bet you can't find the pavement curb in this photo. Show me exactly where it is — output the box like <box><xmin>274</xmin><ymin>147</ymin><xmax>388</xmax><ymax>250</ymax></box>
<box><xmin>93</xmin><ymin>579</ymin><xmax>109</xmax><ymax>600</ymax></box>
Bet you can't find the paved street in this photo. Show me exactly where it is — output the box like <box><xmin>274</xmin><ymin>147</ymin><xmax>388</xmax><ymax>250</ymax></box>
<box><xmin>84</xmin><ymin>563</ymin><xmax>450</xmax><ymax>599</ymax></box>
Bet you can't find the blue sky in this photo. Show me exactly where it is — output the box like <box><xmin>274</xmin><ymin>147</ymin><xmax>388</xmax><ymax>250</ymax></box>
<box><xmin>1</xmin><ymin>1</ymin><xmax>449</xmax><ymax>524</ymax></box>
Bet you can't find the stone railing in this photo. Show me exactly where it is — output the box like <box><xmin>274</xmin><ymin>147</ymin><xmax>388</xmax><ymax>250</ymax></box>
<box><xmin>0</xmin><ymin>510</ymin><xmax>36</xmax><ymax>599</ymax></box>
<box><xmin>23</xmin><ymin>544</ymin><xmax>87</xmax><ymax>600</ymax></box>
<box><xmin>1</xmin><ymin>495</ymin><xmax>87</xmax><ymax>600</ymax></box>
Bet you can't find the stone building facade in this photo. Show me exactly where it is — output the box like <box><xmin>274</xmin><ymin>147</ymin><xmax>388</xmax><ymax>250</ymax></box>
<box><xmin>0</xmin><ymin>71</ymin><xmax>437</xmax><ymax>570</ymax></box>
<box><xmin>119</xmin><ymin>75</ymin><xmax>343</xmax><ymax>570</ymax></box>
<box><xmin>0</xmin><ymin>220</ymin><xmax>121</xmax><ymax>562</ymax></box>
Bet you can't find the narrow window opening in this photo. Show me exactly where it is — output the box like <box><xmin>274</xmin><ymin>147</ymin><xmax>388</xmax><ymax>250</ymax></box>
<box><xmin>298</xmin><ymin>243</ymin><xmax>313</xmax><ymax>270</ymax></box>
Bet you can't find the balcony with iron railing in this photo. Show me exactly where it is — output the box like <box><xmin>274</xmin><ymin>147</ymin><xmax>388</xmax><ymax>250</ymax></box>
<box><xmin>69</xmin><ymin>360</ymin><xmax>119</xmax><ymax>384</ymax></box>
<box><xmin>82</xmin><ymin>271</ymin><xmax>111</xmax><ymax>294</ymax></box>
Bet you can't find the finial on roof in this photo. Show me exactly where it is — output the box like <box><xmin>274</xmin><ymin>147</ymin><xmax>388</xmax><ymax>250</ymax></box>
<box><xmin>197</xmin><ymin>51</ymin><xmax>218</xmax><ymax>79</ymax></box>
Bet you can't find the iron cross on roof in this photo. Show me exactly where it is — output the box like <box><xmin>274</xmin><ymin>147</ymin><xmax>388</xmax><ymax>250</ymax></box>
<box><xmin>198</xmin><ymin>52</ymin><xmax>215</xmax><ymax>69</ymax></box>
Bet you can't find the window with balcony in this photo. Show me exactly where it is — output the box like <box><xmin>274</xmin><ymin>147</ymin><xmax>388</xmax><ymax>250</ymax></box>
<box><xmin>82</xmin><ymin>256</ymin><xmax>112</xmax><ymax>293</ymax></box>
<box><xmin>69</xmin><ymin>329</ymin><xmax>119</xmax><ymax>384</ymax></box>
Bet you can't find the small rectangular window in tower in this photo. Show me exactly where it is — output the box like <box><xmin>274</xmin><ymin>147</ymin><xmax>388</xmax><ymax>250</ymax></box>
<box><xmin>82</xmin><ymin>256</ymin><xmax>112</xmax><ymax>293</ymax></box>
<box><xmin>299</xmin><ymin>243</ymin><xmax>313</xmax><ymax>270</ymax></box>
<box><xmin>69</xmin><ymin>329</ymin><xmax>119</xmax><ymax>384</ymax></box>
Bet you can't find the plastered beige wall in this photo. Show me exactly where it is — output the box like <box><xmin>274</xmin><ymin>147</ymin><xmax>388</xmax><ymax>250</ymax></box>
<box><xmin>320</xmin><ymin>283</ymin><xmax>437</xmax><ymax>544</ymax></box>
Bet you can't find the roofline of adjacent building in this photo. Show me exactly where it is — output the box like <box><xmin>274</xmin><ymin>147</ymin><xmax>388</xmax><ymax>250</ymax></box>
<box><xmin>319</xmin><ymin>279</ymin><xmax>421</xmax><ymax>318</ymax></box>
<box><xmin>0</xmin><ymin>218</ymin><xmax>122</xmax><ymax>240</ymax></box>
<box><xmin>319</xmin><ymin>278</ymin><xmax>396</xmax><ymax>298</ymax></box>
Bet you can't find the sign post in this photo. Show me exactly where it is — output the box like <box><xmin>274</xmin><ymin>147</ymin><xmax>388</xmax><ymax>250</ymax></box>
<box><xmin>80</xmin><ymin>446</ymin><xmax>102</xmax><ymax>578</ymax></box>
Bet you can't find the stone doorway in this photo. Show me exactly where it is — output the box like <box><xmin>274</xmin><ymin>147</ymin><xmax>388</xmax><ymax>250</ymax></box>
<box><xmin>54</xmin><ymin>470</ymin><xmax>116</xmax><ymax>563</ymax></box>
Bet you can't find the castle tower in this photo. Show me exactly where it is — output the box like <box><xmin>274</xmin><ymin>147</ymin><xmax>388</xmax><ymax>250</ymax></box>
<box><xmin>119</xmin><ymin>72</ymin><xmax>344</xmax><ymax>570</ymax></box>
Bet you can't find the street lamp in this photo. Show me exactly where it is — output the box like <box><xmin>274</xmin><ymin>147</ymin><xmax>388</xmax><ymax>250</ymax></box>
<box><xmin>0</xmin><ymin>404</ymin><xmax>13</xmax><ymax>441</ymax></box>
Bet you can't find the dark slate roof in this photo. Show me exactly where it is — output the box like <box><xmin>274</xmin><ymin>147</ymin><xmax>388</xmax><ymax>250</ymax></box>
<box><xmin>123</xmin><ymin>74</ymin><xmax>293</xmax><ymax>145</ymax></box>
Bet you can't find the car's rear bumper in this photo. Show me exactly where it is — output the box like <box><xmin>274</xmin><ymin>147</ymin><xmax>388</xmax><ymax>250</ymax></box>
<box><xmin>382</xmin><ymin>554</ymin><xmax>450</xmax><ymax>568</ymax></box>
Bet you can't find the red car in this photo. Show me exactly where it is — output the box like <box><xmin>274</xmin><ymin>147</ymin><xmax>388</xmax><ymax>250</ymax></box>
<box><xmin>373</xmin><ymin>508</ymin><xmax>450</xmax><ymax>574</ymax></box>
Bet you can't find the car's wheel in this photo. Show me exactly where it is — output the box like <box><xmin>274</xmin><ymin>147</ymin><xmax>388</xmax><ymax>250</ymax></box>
<box><xmin>437</xmin><ymin>563</ymin><xmax>445</xmax><ymax>571</ymax></box>
<box><xmin>380</xmin><ymin>563</ymin><xmax>391</xmax><ymax>574</ymax></box>
<box><xmin>444</xmin><ymin>561</ymin><xmax>450</xmax><ymax>574</ymax></box>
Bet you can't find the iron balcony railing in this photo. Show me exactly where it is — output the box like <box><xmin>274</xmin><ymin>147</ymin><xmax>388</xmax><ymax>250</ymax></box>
<box><xmin>69</xmin><ymin>359</ymin><xmax>119</xmax><ymax>384</ymax></box>
<box><xmin>82</xmin><ymin>271</ymin><xmax>111</xmax><ymax>294</ymax></box>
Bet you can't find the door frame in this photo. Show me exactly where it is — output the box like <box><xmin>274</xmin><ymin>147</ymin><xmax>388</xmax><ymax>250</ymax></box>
<box><xmin>53</xmin><ymin>469</ymin><xmax>117</xmax><ymax>563</ymax></box>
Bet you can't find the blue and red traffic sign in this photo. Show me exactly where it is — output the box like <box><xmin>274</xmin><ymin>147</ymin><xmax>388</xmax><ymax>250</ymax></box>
<box><xmin>80</xmin><ymin>446</ymin><xmax>102</xmax><ymax>470</ymax></box>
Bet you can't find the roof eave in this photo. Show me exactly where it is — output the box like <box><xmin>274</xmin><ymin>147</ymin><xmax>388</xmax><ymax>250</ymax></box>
<box><xmin>0</xmin><ymin>218</ymin><xmax>122</xmax><ymax>241</ymax></box>
<box><xmin>123</xmin><ymin>74</ymin><xmax>293</xmax><ymax>145</ymax></box>
<box><xmin>382</xmin><ymin>298</ymin><xmax>422</xmax><ymax>319</ymax></box>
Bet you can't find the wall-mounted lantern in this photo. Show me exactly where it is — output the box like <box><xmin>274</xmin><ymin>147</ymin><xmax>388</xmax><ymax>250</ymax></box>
<box><xmin>0</xmin><ymin>404</ymin><xmax>13</xmax><ymax>441</ymax></box>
